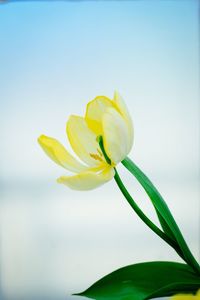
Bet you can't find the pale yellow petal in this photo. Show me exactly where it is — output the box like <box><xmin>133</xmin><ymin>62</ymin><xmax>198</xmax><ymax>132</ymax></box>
<box><xmin>113</xmin><ymin>91</ymin><xmax>134</xmax><ymax>152</ymax></box>
<box><xmin>102</xmin><ymin>108</ymin><xmax>130</xmax><ymax>164</ymax></box>
<box><xmin>66</xmin><ymin>115</ymin><xmax>103</xmax><ymax>166</ymax></box>
<box><xmin>38</xmin><ymin>135</ymin><xmax>87</xmax><ymax>172</ymax></box>
<box><xmin>57</xmin><ymin>166</ymin><xmax>115</xmax><ymax>190</ymax></box>
<box><xmin>85</xmin><ymin>96</ymin><xmax>114</xmax><ymax>135</ymax></box>
<box><xmin>171</xmin><ymin>291</ymin><xmax>200</xmax><ymax>300</ymax></box>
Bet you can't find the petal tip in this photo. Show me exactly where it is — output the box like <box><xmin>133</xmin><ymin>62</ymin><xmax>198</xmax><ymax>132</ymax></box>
<box><xmin>57</xmin><ymin>177</ymin><xmax>63</xmax><ymax>184</ymax></box>
<box><xmin>37</xmin><ymin>134</ymin><xmax>46</xmax><ymax>145</ymax></box>
<box><xmin>113</xmin><ymin>90</ymin><xmax>120</xmax><ymax>100</ymax></box>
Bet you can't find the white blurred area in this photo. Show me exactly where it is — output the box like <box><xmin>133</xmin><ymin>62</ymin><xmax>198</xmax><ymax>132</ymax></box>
<box><xmin>0</xmin><ymin>1</ymin><xmax>199</xmax><ymax>300</ymax></box>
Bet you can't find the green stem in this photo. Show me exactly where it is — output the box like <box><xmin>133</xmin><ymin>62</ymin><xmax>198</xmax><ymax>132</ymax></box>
<box><xmin>122</xmin><ymin>157</ymin><xmax>200</xmax><ymax>275</ymax></box>
<box><xmin>114</xmin><ymin>168</ymin><xmax>185</xmax><ymax>261</ymax></box>
<box><xmin>98</xmin><ymin>135</ymin><xmax>199</xmax><ymax>273</ymax></box>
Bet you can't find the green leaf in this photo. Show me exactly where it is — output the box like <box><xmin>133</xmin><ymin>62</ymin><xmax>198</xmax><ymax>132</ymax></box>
<box><xmin>114</xmin><ymin>169</ymin><xmax>183</xmax><ymax>258</ymax></box>
<box><xmin>156</xmin><ymin>210</ymin><xmax>177</xmax><ymax>242</ymax></box>
<box><xmin>75</xmin><ymin>262</ymin><xmax>200</xmax><ymax>300</ymax></box>
<box><xmin>121</xmin><ymin>157</ymin><xmax>200</xmax><ymax>275</ymax></box>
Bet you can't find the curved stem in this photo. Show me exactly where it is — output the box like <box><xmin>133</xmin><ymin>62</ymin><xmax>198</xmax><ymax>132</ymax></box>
<box><xmin>122</xmin><ymin>157</ymin><xmax>200</xmax><ymax>275</ymax></box>
<box><xmin>114</xmin><ymin>168</ymin><xmax>185</xmax><ymax>261</ymax></box>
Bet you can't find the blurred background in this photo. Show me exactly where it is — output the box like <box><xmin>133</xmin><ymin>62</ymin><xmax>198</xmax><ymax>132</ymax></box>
<box><xmin>0</xmin><ymin>0</ymin><xmax>199</xmax><ymax>299</ymax></box>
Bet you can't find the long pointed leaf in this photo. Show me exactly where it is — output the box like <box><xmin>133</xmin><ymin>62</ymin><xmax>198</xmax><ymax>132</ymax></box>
<box><xmin>76</xmin><ymin>262</ymin><xmax>200</xmax><ymax>300</ymax></box>
<box><xmin>121</xmin><ymin>157</ymin><xmax>200</xmax><ymax>274</ymax></box>
<box><xmin>156</xmin><ymin>211</ymin><xmax>177</xmax><ymax>242</ymax></box>
<box><xmin>114</xmin><ymin>169</ymin><xmax>184</xmax><ymax>259</ymax></box>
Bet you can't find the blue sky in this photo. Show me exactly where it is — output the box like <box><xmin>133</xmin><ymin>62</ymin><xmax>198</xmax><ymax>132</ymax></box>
<box><xmin>0</xmin><ymin>0</ymin><xmax>199</xmax><ymax>181</ymax></box>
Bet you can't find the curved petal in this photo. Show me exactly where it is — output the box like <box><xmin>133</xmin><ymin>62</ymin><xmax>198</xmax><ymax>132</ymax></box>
<box><xmin>66</xmin><ymin>115</ymin><xmax>103</xmax><ymax>166</ymax></box>
<box><xmin>57</xmin><ymin>166</ymin><xmax>115</xmax><ymax>190</ymax></box>
<box><xmin>85</xmin><ymin>96</ymin><xmax>114</xmax><ymax>135</ymax></box>
<box><xmin>113</xmin><ymin>91</ymin><xmax>134</xmax><ymax>152</ymax></box>
<box><xmin>102</xmin><ymin>108</ymin><xmax>130</xmax><ymax>164</ymax></box>
<box><xmin>38</xmin><ymin>135</ymin><xmax>87</xmax><ymax>172</ymax></box>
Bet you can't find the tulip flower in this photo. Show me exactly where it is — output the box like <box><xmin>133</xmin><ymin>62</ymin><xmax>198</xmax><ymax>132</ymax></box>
<box><xmin>38</xmin><ymin>92</ymin><xmax>133</xmax><ymax>190</ymax></box>
<box><xmin>38</xmin><ymin>91</ymin><xmax>200</xmax><ymax>299</ymax></box>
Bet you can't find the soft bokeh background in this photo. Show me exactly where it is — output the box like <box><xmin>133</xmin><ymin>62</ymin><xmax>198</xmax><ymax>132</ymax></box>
<box><xmin>0</xmin><ymin>0</ymin><xmax>199</xmax><ymax>299</ymax></box>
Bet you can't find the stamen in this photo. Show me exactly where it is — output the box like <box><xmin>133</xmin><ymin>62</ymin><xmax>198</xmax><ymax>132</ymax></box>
<box><xmin>90</xmin><ymin>153</ymin><xmax>103</xmax><ymax>162</ymax></box>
